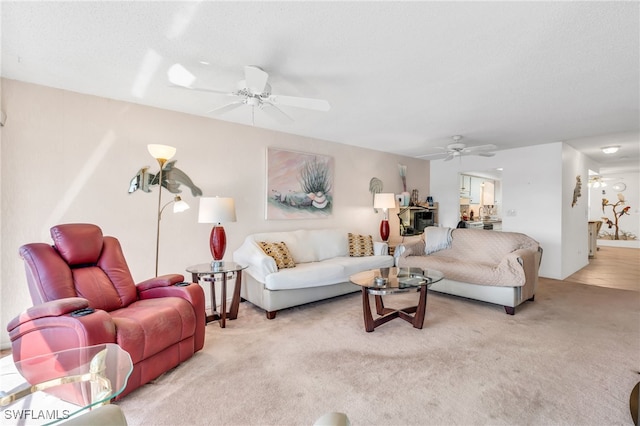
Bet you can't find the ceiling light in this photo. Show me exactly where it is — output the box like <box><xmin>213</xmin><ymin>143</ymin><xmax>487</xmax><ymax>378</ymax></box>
<box><xmin>167</xmin><ymin>63</ymin><xmax>195</xmax><ymax>87</ymax></box>
<box><xmin>601</xmin><ymin>146</ymin><xmax>620</xmax><ymax>154</ymax></box>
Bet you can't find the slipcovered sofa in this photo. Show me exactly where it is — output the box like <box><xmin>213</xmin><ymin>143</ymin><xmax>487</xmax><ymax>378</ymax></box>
<box><xmin>233</xmin><ymin>229</ymin><xmax>394</xmax><ymax>318</ymax></box>
<box><xmin>396</xmin><ymin>227</ymin><xmax>542</xmax><ymax>314</ymax></box>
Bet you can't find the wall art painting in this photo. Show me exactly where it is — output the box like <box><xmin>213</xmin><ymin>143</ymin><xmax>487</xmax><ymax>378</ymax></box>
<box><xmin>266</xmin><ymin>148</ymin><xmax>334</xmax><ymax>220</ymax></box>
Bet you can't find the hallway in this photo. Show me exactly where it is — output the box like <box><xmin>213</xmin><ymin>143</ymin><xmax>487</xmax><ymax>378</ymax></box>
<box><xmin>566</xmin><ymin>245</ymin><xmax>640</xmax><ymax>292</ymax></box>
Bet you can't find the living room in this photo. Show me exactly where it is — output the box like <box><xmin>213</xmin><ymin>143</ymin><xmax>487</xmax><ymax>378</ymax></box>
<box><xmin>1</xmin><ymin>2</ymin><xmax>638</xmax><ymax>425</ymax></box>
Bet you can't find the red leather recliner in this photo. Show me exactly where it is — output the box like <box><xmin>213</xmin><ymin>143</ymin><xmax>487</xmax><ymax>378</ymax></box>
<box><xmin>6</xmin><ymin>223</ymin><xmax>205</xmax><ymax>398</ymax></box>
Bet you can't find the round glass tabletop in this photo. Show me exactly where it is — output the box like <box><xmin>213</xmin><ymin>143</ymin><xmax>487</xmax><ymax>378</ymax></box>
<box><xmin>350</xmin><ymin>267</ymin><xmax>444</xmax><ymax>295</ymax></box>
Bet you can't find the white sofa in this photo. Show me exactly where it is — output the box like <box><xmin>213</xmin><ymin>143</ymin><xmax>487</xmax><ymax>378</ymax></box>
<box><xmin>233</xmin><ymin>229</ymin><xmax>394</xmax><ymax>319</ymax></box>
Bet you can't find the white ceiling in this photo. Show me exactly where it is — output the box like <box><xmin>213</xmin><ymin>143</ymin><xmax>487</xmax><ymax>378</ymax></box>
<box><xmin>2</xmin><ymin>1</ymin><xmax>639</xmax><ymax>174</ymax></box>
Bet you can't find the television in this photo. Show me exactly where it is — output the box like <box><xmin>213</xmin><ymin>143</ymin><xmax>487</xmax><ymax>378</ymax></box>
<box><xmin>413</xmin><ymin>210</ymin><xmax>434</xmax><ymax>233</ymax></box>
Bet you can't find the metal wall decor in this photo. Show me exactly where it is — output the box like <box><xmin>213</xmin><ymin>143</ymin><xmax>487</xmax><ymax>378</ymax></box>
<box><xmin>129</xmin><ymin>160</ymin><xmax>202</xmax><ymax>196</ymax></box>
<box><xmin>571</xmin><ymin>175</ymin><xmax>582</xmax><ymax>207</ymax></box>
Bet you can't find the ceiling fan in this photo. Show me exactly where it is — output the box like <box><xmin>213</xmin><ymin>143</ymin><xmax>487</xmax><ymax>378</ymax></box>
<box><xmin>168</xmin><ymin>64</ymin><xmax>330</xmax><ymax>124</ymax></box>
<box><xmin>417</xmin><ymin>136</ymin><xmax>497</xmax><ymax>161</ymax></box>
<box><xmin>588</xmin><ymin>175</ymin><xmax>619</xmax><ymax>188</ymax></box>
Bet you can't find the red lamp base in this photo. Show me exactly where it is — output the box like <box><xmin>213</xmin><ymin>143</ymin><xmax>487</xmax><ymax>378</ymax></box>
<box><xmin>210</xmin><ymin>225</ymin><xmax>227</xmax><ymax>261</ymax></box>
<box><xmin>380</xmin><ymin>219</ymin><xmax>390</xmax><ymax>242</ymax></box>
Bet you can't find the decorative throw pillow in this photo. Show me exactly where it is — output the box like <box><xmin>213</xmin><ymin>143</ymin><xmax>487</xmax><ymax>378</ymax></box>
<box><xmin>348</xmin><ymin>233</ymin><xmax>374</xmax><ymax>257</ymax></box>
<box><xmin>258</xmin><ymin>241</ymin><xmax>296</xmax><ymax>269</ymax></box>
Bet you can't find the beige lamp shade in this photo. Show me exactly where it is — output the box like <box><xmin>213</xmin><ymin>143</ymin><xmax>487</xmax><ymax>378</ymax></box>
<box><xmin>373</xmin><ymin>193</ymin><xmax>396</xmax><ymax>210</ymax></box>
<box><xmin>147</xmin><ymin>144</ymin><xmax>177</xmax><ymax>161</ymax></box>
<box><xmin>198</xmin><ymin>197</ymin><xmax>237</xmax><ymax>224</ymax></box>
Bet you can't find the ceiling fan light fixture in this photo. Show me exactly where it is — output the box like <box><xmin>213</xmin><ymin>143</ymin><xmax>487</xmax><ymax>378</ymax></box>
<box><xmin>601</xmin><ymin>145</ymin><xmax>620</xmax><ymax>154</ymax></box>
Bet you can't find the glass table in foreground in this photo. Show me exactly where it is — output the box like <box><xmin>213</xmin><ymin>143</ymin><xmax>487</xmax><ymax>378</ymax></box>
<box><xmin>349</xmin><ymin>267</ymin><xmax>444</xmax><ymax>332</ymax></box>
<box><xmin>0</xmin><ymin>343</ymin><xmax>132</xmax><ymax>425</ymax></box>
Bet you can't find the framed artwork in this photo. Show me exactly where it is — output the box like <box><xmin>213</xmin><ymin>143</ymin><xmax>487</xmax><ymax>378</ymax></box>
<box><xmin>266</xmin><ymin>148</ymin><xmax>334</xmax><ymax>220</ymax></box>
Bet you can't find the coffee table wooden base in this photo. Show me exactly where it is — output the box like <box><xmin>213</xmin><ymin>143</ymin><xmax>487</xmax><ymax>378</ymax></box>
<box><xmin>361</xmin><ymin>286</ymin><xmax>428</xmax><ymax>332</ymax></box>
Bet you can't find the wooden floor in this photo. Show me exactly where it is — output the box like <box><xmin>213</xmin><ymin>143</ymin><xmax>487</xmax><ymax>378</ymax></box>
<box><xmin>566</xmin><ymin>245</ymin><xmax>640</xmax><ymax>292</ymax></box>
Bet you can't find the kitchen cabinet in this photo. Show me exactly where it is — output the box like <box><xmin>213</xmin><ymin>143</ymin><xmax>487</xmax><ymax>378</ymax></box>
<box><xmin>482</xmin><ymin>181</ymin><xmax>495</xmax><ymax>205</ymax></box>
<box><xmin>459</xmin><ymin>174</ymin><xmax>471</xmax><ymax>196</ymax></box>
<box><xmin>465</xmin><ymin>176</ymin><xmax>495</xmax><ymax>205</ymax></box>
<box><xmin>469</xmin><ymin>177</ymin><xmax>483</xmax><ymax>204</ymax></box>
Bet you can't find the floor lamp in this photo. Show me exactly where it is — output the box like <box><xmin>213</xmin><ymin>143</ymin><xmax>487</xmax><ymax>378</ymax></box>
<box><xmin>147</xmin><ymin>144</ymin><xmax>189</xmax><ymax>276</ymax></box>
<box><xmin>198</xmin><ymin>197</ymin><xmax>237</xmax><ymax>269</ymax></box>
<box><xmin>374</xmin><ymin>193</ymin><xmax>396</xmax><ymax>242</ymax></box>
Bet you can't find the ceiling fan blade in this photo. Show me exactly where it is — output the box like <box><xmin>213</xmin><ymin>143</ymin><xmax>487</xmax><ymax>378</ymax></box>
<box><xmin>443</xmin><ymin>154</ymin><xmax>455</xmax><ymax>162</ymax></box>
<box><xmin>261</xmin><ymin>104</ymin><xmax>294</xmax><ymax>124</ymax></box>
<box><xmin>417</xmin><ymin>152</ymin><xmax>449</xmax><ymax>160</ymax></box>
<box><xmin>477</xmin><ymin>152</ymin><xmax>496</xmax><ymax>157</ymax></box>
<box><xmin>244</xmin><ymin>65</ymin><xmax>269</xmax><ymax>94</ymax></box>
<box><xmin>170</xmin><ymin>84</ymin><xmax>237</xmax><ymax>96</ymax></box>
<box><xmin>207</xmin><ymin>101</ymin><xmax>245</xmax><ymax>115</ymax></box>
<box><xmin>464</xmin><ymin>144</ymin><xmax>497</xmax><ymax>152</ymax></box>
<box><xmin>269</xmin><ymin>95</ymin><xmax>331</xmax><ymax>111</ymax></box>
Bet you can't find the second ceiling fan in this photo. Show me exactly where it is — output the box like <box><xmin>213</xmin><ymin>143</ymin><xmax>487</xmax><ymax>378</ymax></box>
<box><xmin>169</xmin><ymin>64</ymin><xmax>330</xmax><ymax>124</ymax></box>
<box><xmin>418</xmin><ymin>136</ymin><xmax>497</xmax><ymax>161</ymax></box>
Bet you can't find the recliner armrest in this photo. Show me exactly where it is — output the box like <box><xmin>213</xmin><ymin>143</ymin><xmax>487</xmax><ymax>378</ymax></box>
<box><xmin>136</xmin><ymin>274</ymin><xmax>184</xmax><ymax>291</ymax></box>
<box><xmin>138</xmin><ymin>281</ymin><xmax>206</xmax><ymax>352</ymax></box>
<box><xmin>7</xmin><ymin>297</ymin><xmax>89</xmax><ymax>331</ymax></box>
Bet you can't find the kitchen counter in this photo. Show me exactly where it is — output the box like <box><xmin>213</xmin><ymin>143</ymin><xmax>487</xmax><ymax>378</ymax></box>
<box><xmin>463</xmin><ymin>220</ymin><xmax>502</xmax><ymax>230</ymax></box>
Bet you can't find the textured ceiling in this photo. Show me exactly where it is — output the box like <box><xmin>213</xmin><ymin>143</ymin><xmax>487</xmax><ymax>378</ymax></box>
<box><xmin>2</xmin><ymin>1</ymin><xmax>639</xmax><ymax>173</ymax></box>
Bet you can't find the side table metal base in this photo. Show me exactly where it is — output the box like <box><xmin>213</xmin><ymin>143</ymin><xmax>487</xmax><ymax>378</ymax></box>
<box><xmin>191</xmin><ymin>270</ymin><xmax>243</xmax><ymax>328</ymax></box>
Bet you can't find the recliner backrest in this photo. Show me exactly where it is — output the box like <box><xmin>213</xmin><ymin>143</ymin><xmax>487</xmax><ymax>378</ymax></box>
<box><xmin>19</xmin><ymin>224</ymin><xmax>138</xmax><ymax>311</ymax></box>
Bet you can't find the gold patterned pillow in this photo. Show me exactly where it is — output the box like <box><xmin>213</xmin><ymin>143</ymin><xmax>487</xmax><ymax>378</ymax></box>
<box><xmin>258</xmin><ymin>241</ymin><xmax>296</xmax><ymax>269</ymax></box>
<box><xmin>348</xmin><ymin>233</ymin><xmax>374</xmax><ymax>257</ymax></box>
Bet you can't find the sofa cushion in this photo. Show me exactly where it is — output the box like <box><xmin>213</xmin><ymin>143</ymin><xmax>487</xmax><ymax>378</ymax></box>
<box><xmin>348</xmin><ymin>233</ymin><xmax>374</xmax><ymax>257</ymax></box>
<box><xmin>433</xmin><ymin>229</ymin><xmax>537</xmax><ymax>264</ymax></box>
<box><xmin>258</xmin><ymin>241</ymin><xmax>296</xmax><ymax>269</ymax></box>
<box><xmin>325</xmin><ymin>255</ymin><xmax>395</xmax><ymax>276</ymax></box>
<box><xmin>399</xmin><ymin>254</ymin><xmax>527</xmax><ymax>287</ymax></box>
<box><xmin>308</xmin><ymin>229</ymin><xmax>349</xmax><ymax>260</ymax></box>
<box><xmin>265</xmin><ymin>262</ymin><xmax>346</xmax><ymax>290</ymax></box>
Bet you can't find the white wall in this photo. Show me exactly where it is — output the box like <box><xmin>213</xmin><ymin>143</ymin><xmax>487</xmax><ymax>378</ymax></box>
<box><xmin>561</xmin><ymin>144</ymin><xmax>591</xmax><ymax>278</ymax></box>
<box><xmin>0</xmin><ymin>78</ymin><xmax>430</xmax><ymax>348</ymax></box>
<box><xmin>430</xmin><ymin>142</ymin><xmax>592</xmax><ymax>280</ymax></box>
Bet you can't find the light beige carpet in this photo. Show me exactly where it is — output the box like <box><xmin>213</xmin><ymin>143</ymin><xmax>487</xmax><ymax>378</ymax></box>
<box><xmin>117</xmin><ymin>278</ymin><xmax>639</xmax><ymax>425</ymax></box>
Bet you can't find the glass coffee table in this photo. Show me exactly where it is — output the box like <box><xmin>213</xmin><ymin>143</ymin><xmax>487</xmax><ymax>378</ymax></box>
<box><xmin>350</xmin><ymin>267</ymin><xmax>444</xmax><ymax>332</ymax></box>
<box><xmin>0</xmin><ymin>343</ymin><xmax>132</xmax><ymax>424</ymax></box>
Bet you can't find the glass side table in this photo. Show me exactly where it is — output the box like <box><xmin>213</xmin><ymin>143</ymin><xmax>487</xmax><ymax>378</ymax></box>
<box><xmin>186</xmin><ymin>262</ymin><xmax>247</xmax><ymax>328</ymax></box>
<box><xmin>0</xmin><ymin>343</ymin><xmax>132</xmax><ymax>425</ymax></box>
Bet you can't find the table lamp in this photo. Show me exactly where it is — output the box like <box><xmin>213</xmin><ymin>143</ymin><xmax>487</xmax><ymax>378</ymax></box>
<box><xmin>373</xmin><ymin>193</ymin><xmax>396</xmax><ymax>242</ymax></box>
<box><xmin>198</xmin><ymin>197</ymin><xmax>237</xmax><ymax>268</ymax></box>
